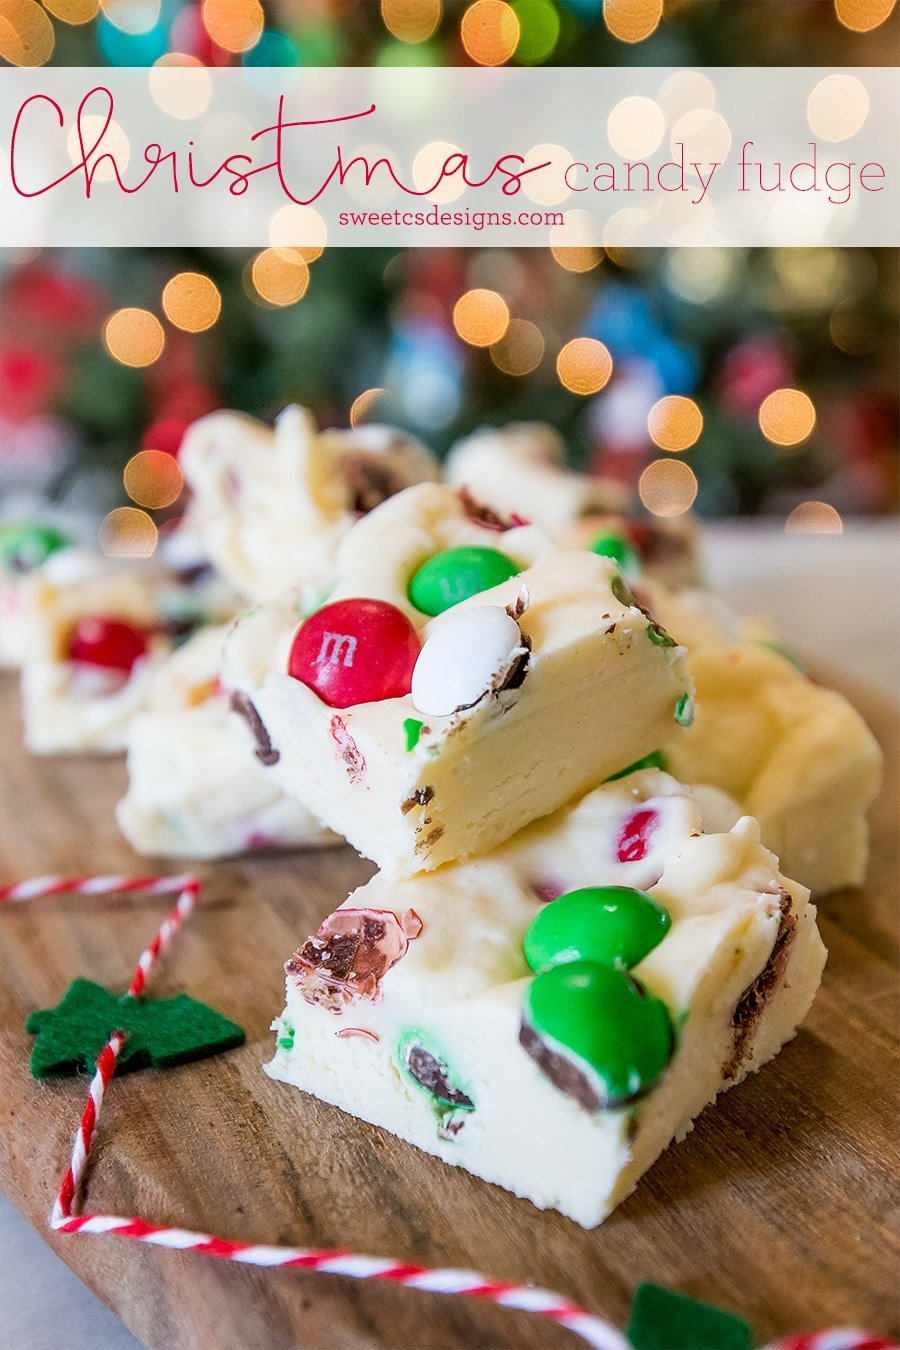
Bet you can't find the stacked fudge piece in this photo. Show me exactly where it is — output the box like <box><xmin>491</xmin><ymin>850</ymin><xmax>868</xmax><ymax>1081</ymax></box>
<box><xmin>117</xmin><ymin>406</ymin><xmax>439</xmax><ymax>859</ymax></box>
<box><xmin>222</xmin><ymin>479</ymin><xmax>829</xmax><ymax>1225</ymax></box>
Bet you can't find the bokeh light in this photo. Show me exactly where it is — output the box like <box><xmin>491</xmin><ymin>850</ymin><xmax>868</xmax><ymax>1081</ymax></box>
<box><xmin>670</xmin><ymin>108</ymin><xmax>732</xmax><ymax>164</ymax></box>
<box><xmin>460</xmin><ymin>0</ymin><xmax>520</xmax><ymax>65</ymax></box>
<box><xmin>453</xmin><ymin>289</ymin><xmax>511</xmax><ymax>347</ymax></box>
<box><xmin>513</xmin><ymin>0</ymin><xmax>560</xmax><ymax>62</ymax></box>
<box><xmin>101</xmin><ymin>0</ymin><xmax>159</xmax><ymax>33</ymax></box>
<box><xmin>519</xmin><ymin>143</ymin><xmax>573</xmax><ymax>206</ymax></box>
<box><xmin>201</xmin><ymin>0</ymin><xmax>263</xmax><ymax>53</ymax></box>
<box><xmin>161</xmin><ymin>272</ymin><xmax>222</xmax><ymax>333</ymax></box>
<box><xmin>381</xmin><ymin>0</ymin><xmax>442</xmax><ymax>43</ymax></box>
<box><xmin>657</xmin><ymin>69</ymin><xmax>716</xmax><ymax>122</ymax></box>
<box><xmin>639</xmin><ymin>459</ymin><xmax>699</xmax><ymax>516</ymax></box>
<box><xmin>603</xmin><ymin>0</ymin><xmax>662</xmax><ymax>42</ymax></box>
<box><xmin>550</xmin><ymin>210</ymin><xmax>603</xmax><ymax>273</ymax></box>
<box><xmin>806</xmin><ymin>74</ymin><xmax>869</xmax><ymax>142</ymax></box>
<box><xmin>413</xmin><ymin>141</ymin><xmax>467</xmax><ymax>203</ymax></box>
<box><xmin>149</xmin><ymin>55</ymin><xmax>212</xmax><ymax>120</ymax></box>
<box><xmin>43</xmin><ymin>0</ymin><xmax>99</xmax><ymax>23</ymax></box>
<box><xmin>556</xmin><ymin>338</ymin><xmax>613</xmax><ymax>395</ymax></box>
<box><xmin>0</xmin><ymin>0</ymin><xmax>55</xmax><ymax>67</ymax></box>
<box><xmin>66</xmin><ymin>115</ymin><xmax>130</xmax><ymax>182</ymax></box>
<box><xmin>785</xmin><ymin>501</ymin><xmax>843</xmax><ymax>534</ymax></box>
<box><xmin>758</xmin><ymin>388</ymin><xmax>817</xmax><ymax>447</ymax></box>
<box><xmin>350</xmin><ymin>388</ymin><xmax>388</xmax><ymax>426</ymax></box>
<box><xmin>490</xmin><ymin>318</ymin><xmax>545</xmax><ymax>375</ymax></box>
<box><xmin>124</xmin><ymin>450</ymin><xmax>184</xmax><ymax>509</ymax></box>
<box><xmin>269</xmin><ymin>204</ymin><xmax>327</xmax><ymax>263</ymax></box>
<box><xmin>834</xmin><ymin>0</ymin><xmax>896</xmax><ymax>31</ymax></box>
<box><xmin>249</xmin><ymin>250</ymin><xmax>310</xmax><ymax>307</ymax></box>
<box><xmin>607</xmin><ymin>96</ymin><xmax>666</xmax><ymax>158</ymax></box>
<box><xmin>648</xmin><ymin>395</ymin><xmax>703</xmax><ymax>451</ymax></box>
<box><xmin>99</xmin><ymin>507</ymin><xmax>158</xmax><ymax>558</ymax></box>
<box><xmin>103</xmin><ymin>309</ymin><xmax>165</xmax><ymax>368</ymax></box>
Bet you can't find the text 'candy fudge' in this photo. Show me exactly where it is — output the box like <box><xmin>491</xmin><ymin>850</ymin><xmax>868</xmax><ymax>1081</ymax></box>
<box><xmin>268</xmin><ymin>769</ymin><xmax>826</xmax><ymax>1227</ymax></box>
<box><xmin>223</xmin><ymin>484</ymin><xmax>692</xmax><ymax>874</ymax></box>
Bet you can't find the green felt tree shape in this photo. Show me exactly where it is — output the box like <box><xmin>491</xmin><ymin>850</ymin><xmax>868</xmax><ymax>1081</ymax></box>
<box><xmin>27</xmin><ymin>978</ymin><xmax>245</xmax><ymax>1079</ymax></box>
<box><xmin>627</xmin><ymin>1282</ymin><xmax>753</xmax><ymax>1350</ymax></box>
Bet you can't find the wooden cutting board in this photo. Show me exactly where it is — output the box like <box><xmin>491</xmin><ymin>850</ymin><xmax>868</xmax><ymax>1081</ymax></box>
<box><xmin>0</xmin><ymin>668</ymin><xmax>897</xmax><ymax>1350</ymax></box>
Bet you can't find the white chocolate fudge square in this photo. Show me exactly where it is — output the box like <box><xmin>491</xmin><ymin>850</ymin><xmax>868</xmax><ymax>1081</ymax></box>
<box><xmin>117</xmin><ymin>626</ymin><xmax>337</xmax><ymax>860</ymax></box>
<box><xmin>223</xmin><ymin>486</ymin><xmax>692</xmax><ymax>874</ymax></box>
<box><xmin>267</xmin><ymin>770</ymin><xmax>826</xmax><ymax>1228</ymax></box>
<box><xmin>640</xmin><ymin>581</ymin><xmax>884</xmax><ymax>894</ymax></box>
<box><xmin>179</xmin><ymin>405</ymin><xmax>438</xmax><ymax>602</ymax></box>
<box><xmin>20</xmin><ymin>559</ymin><xmax>172</xmax><ymax>756</ymax></box>
<box><xmin>664</xmin><ymin>643</ymin><xmax>883</xmax><ymax>895</ymax></box>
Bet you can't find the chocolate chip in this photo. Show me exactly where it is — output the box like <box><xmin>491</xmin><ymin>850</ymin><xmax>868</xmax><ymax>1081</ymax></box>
<box><xmin>341</xmin><ymin>456</ymin><xmax>403</xmax><ymax>515</ymax></box>
<box><xmin>457</xmin><ymin>487</ymin><xmax>527</xmax><ymax>532</ymax></box>
<box><xmin>400</xmin><ymin>785</ymin><xmax>435</xmax><ymax>815</ymax></box>
<box><xmin>229</xmin><ymin>691</ymin><xmax>280</xmax><ymax>766</ymax></box>
<box><xmin>724</xmin><ymin>889</ymin><xmax>797</xmax><ymax>1080</ymax></box>
<box><xmin>402</xmin><ymin>1043</ymin><xmax>474</xmax><ymax>1111</ymax></box>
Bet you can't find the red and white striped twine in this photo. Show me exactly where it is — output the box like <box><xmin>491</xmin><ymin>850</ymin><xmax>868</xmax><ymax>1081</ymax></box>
<box><xmin>7</xmin><ymin>874</ymin><xmax>895</xmax><ymax>1350</ymax></box>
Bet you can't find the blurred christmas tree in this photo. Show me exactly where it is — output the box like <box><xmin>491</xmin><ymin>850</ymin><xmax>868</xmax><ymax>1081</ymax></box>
<box><xmin>1</xmin><ymin>0</ymin><xmax>898</xmax><ymax>525</ymax></box>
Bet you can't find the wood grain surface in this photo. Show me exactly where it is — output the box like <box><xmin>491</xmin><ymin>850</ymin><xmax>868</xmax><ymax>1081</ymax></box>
<box><xmin>0</xmin><ymin>668</ymin><xmax>897</xmax><ymax>1350</ymax></box>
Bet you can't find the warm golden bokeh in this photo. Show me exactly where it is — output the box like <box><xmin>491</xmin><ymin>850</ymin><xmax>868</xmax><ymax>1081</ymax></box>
<box><xmin>648</xmin><ymin>396</ymin><xmax>704</xmax><ymax>452</ymax></box>
<box><xmin>268</xmin><ymin>205</ymin><xmax>327</xmax><ymax>263</ymax></box>
<box><xmin>550</xmin><ymin>214</ymin><xmax>604</xmax><ymax>273</ymax></box>
<box><xmin>412</xmin><ymin>142</ymin><xmax>468</xmax><ymax>203</ymax></box>
<box><xmin>381</xmin><ymin>0</ymin><xmax>442</xmax><ymax>43</ymax></box>
<box><xmin>460</xmin><ymin>0</ymin><xmax>520</xmax><ymax>65</ymax></box>
<box><xmin>149</xmin><ymin>55</ymin><xmax>212</xmax><ymax>120</ymax></box>
<box><xmin>758</xmin><ymin>388</ymin><xmax>817</xmax><ymax>447</ymax></box>
<box><xmin>806</xmin><ymin>73</ymin><xmax>869</xmax><ymax>142</ymax></box>
<box><xmin>639</xmin><ymin>459</ymin><xmax>699</xmax><ymax>517</ymax></box>
<box><xmin>453</xmin><ymin>289</ymin><xmax>511</xmax><ymax>347</ymax></box>
<box><xmin>43</xmin><ymin>0</ymin><xmax>99</xmax><ymax>24</ymax></box>
<box><xmin>99</xmin><ymin>508</ymin><xmax>159</xmax><ymax>559</ymax></box>
<box><xmin>124</xmin><ymin>450</ymin><xmax>185</xmax><ymax>510</ymax></box>
<box><xmin>603</xmin><ymin>0</ymin><xmax>663</xmax><ymax>42</ymax></box>
<box><xmin>350</xmin><ymin>388</ymin><xmax>389</xmax><ymax>426</ymax></box>
<box><xmin>103</xmin><ymin>309</ymin><xmax>166</xmax><ymax>368</ymax></box>
<box><xmin>556</xmin><ymin>338</ymin><xmax>613</xmax><ymax>395</ymax></box>
<box><xmin>162</xmin><ymin>272</ymin><xmax>222</xmax><ymax>333</ymax></box>
<box><xmin>201</xmin><ymin>0</ymin><xmax>263</xmax><ymax>53</ymax></box>
<box><xmin>607</xmin><ymin>96</ymin><xmax>666</xmax><ymax>158</ymax></box>
<box><xmin>249</xmin><ymin>250</ymin><xmax>311</xmax><ymax>307</ymax></box>
<box><xmin>0</xmin><ymin>0</ymin><xmax>55</xmax><ymax>67</ymax></box>
<box><xmin>834</xmin><ymin>0</ymin><xmax>896</xmax><ymax>30</ymax></box>
<box><xmin>490</xmin><ymin>319</ymin><xmax>545</xmax><ymax>375</ymax></box>
<box><xmin>785</xmin><ymin>501</ymin><xmax>844</xmax><ymax>534</ymax></box>
<box><xmin>66</xmin><ymin>115</ymin><xmax>131</xmax><ymax>182</ymax></box>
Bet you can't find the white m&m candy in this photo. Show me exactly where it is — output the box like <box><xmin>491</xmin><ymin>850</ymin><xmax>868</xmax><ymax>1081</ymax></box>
<box><xmin>411</xmin><ymin>605</ymin><xmax>528</xmax><ymax>718</ymax></box>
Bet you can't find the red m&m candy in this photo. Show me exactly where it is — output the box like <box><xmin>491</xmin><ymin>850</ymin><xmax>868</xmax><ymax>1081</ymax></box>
<box><xmin>287</xmin><ymin>599</ymin><xmax>420</xmax><ymax>709</ymax></box>
<box><xmin>67</xmin><ymin>617</ymin><xmax>149</xmax><ymax>673</ymax></box>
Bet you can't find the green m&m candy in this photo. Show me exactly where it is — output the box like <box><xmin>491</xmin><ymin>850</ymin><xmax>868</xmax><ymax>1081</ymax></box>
<box><xmin>0</xmin><ymin>522</ymin><xmax>70</xmax><ymax>575</ymax></box>
<box><xmin>524</xmin><ymin>886</ymin><xmax>671</xmax><ymax>974</ymax></box>
<box><xmin>408</xmin><ymin>545</ymin><xmax>520</xmax><ymax>617</ymax></box>
<box><xmin>589</xmin><ymin>531</ymin><xmax>640</xmax><ymax>577</ymax></box>
<box><xmin>606</xmin><ymin>749</ymin><xmax>667</xmax><ymax>782</ymax></box>
<box><xmin>521</xmin><ymin>961</ymin><xmax>673</xmax><ymax>1110</ymax></box>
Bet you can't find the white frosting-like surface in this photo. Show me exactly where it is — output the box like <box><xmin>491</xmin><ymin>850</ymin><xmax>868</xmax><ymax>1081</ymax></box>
<box><xmin>117</xmin><ymin>624</ymin><xmax>336</xmax><ymax>859</ymax></box>
<box><xmin>179</xmin><ymin>406</ymin><xmax>438</xmax><ymax>602</ymax></box>
<box><xmin>268</xmin><ymin>770</ymin><xmax>826</xmax><ymax>1227</ymax></box>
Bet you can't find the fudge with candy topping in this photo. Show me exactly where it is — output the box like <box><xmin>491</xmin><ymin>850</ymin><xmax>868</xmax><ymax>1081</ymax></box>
<box><xmin>223</xmin><ymin>483</ymin><xmax>692</xmax><ymax>875</ymax></box>
<box><xmin>267</xmin><ymin>769</ymin><xmax>826</xmax><ymax>1227</ymax></box>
